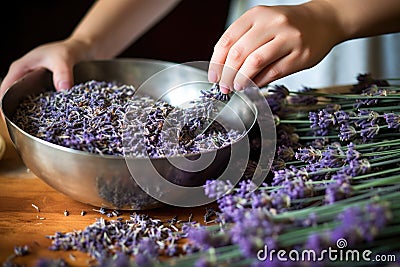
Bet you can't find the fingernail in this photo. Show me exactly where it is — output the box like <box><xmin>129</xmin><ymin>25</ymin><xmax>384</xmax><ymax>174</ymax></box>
<box><xmin>208</xmin><ymin>70</ymin><xmax>218</xmax><ymax>83</ymax></box>
<box><xmin>219</xmin><ymin>83</ymin><xmax>230</xmax><ymax>94</ymax></box>
<box><xmin>58</xmin><ymin>81</ymin><xmax>70</xmax><ymax>90</ymax></box>
<box><xmin>234</xmin><ymin>82</ymin><xmax>242</xmax><ymax>91</ymax></box>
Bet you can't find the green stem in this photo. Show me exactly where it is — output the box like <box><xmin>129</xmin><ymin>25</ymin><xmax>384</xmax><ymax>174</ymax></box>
<box><xmin>353</xmin><ymin>175</ymin><xmax>400</xmax><ymax>190</ymax></box>
<box><xmin>353</xmin><ymin>166</ymin><xmax>400</xmax><ymax>180</ymax></box>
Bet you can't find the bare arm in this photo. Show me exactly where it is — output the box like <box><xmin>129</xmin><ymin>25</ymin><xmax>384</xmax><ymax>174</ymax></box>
<box><xmin>324</xmin><ymin>0</ymin><xmax>400</xmax><ymax>40</ymax></box>
<box><xmin>0</xmin><ymin>0</ymin><xmax>181</xmax><ymax>94</ymax></box>
<box><xmin>71</xmin><ymin>0</ymin><xmax>181</xmax><ymax>60</ymax></box>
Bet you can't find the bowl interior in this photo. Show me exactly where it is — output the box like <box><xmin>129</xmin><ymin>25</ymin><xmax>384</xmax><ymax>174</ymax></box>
<box><xmin>0</xmin><ymin>59</ymin><xmax>258</xmax><ymax>209</ymax></box>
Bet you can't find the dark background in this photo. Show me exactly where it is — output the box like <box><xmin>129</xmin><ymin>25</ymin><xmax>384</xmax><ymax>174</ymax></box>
<box><xmin>0</xmin><ymin>0</ymin><xmax>231</xmax><ymax>79</ymax></box>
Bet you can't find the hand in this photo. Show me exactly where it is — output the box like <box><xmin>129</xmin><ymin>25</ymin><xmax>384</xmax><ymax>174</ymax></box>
<box><xmin>0</xmin><ymin>38</ymin><xmax>92</xmax><ymax>97</ymax></box>
<box><xmin>208</xmin><ymin>2</ymin><xmax>343</xmax><ymax>93</ymax></box>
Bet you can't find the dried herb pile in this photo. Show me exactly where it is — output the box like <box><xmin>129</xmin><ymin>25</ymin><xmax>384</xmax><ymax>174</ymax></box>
<box><xmin>13</xmin><ymin>81</ymin><xmax>244</xmax><ymax>158</ymax></box>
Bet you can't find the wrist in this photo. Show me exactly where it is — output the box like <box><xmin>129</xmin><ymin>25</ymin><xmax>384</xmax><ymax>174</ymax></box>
<box><xmin>66</xmin><ymin>34</ymin><xmax>103</xmax><ymax>61</ymax></box>
<box><xmin>303</xmin><ymin>0</ymin><xmax>348</xmax><ymax>44</ymax></box>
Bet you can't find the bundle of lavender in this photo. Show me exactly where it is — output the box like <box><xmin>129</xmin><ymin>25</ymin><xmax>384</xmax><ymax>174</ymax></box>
<box><xmin>153</xmin><ymin>74</ymin><xmax>400</xmax><ymax>267</ymax></box>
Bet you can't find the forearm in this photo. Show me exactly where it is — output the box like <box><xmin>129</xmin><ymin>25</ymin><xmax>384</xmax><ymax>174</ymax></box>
<box><xmin>316</xmin><ymin>0</ymin><xmax>400</xmax><ymax>41</ymax></box>
<box><xmin>69</xmin><ymin>0</ymin><xmax>181</xmax><ymax>60</ymax></box>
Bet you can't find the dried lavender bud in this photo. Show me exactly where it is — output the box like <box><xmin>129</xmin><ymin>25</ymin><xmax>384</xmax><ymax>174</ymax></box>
<box><xmin>13</xmin><ymin>245</ymin><xmax>29</xmax><ymax>256</ymax></box>
<box><xmin>46</xmin><ymin>213</ymin><xmax>182</xmax><ymax>261</ymax></box>
<box><xmin>14</xmin><ymin>80</ymin><xmax>245</xmax><ymax>158</ymax></box>
<box><xmin>80</xmin><ymin>210</ymin><xmax>86</xmax><ymax>216</ymax></box>
<box><xmin>63</xmin><ymin>210</ymin><xmax>69</xmax><ymax>216</ymax></box>
<box><xmin>204</xmin><ymin>207</ymin><xmax>216</xmax><ymax>223</ymax></box>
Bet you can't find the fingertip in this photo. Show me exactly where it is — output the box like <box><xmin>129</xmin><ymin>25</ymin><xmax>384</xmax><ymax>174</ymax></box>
<box><xmin>233</xmin><ymin>82</ymin><xmax>242</xmax><ymax>91</ymax></box>
<box><xmin>219</xmin><ymin>83</ymin><xmax>231</xmax><ymax>94</ymax></box>
<box><xmin>56</xmin><ymin>80</ymin><xmax>72</xmax><ymax>91</ymax></box>
<box><xmin>208</xmin><ymin>69</ymin><xmax>218</xmax><ymax>84</ymax></box>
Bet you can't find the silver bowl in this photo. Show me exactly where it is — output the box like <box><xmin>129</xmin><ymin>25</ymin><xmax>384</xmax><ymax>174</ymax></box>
<box><xmin>1</xmin><ymin>59</ymin><xmax>258</xmax><ymax>210</ymax></box>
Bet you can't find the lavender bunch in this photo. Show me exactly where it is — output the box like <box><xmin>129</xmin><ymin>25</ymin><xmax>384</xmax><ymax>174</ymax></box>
<box><xmin>157</xmin><ymin>74</ymin><xmax>400</xmax><ymax>267</ymax></box>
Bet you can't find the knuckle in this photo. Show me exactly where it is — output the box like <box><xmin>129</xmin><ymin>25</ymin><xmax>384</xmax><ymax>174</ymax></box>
<box><xmin>267</xmin><ymin>67</ymin><xmax>282</xmax><ymax>81</ymax></box>
<box><xmin>248</xmin><ymin>5</ymin><xmax>265</xmax><ymax>15</ymax></box>
<box><xmin>228</xmin><ymin>45</ymin><xmax>244</xmax><ymax>60</ymax></box>
<box><xmin>273</xmin><ymin>12</ymin><xmax>290</xmax><ymax>27</ymax></box>
<box><xmin>248</xmin><ymin>52</ymin><xmax>265</xmax><ymax>68</ymax></box>
<box><xmin>215</xmin><ymin>32</ymin><xmax>233</xmax><ymax>50</ymax></box>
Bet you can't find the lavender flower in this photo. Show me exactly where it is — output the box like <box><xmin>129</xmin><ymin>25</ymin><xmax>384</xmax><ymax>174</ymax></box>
<box><xmin>338</xmin><ymin>124</ymin><xmax>357</xmax><ymax>141</ymax></box>
<box><xmin>343</xmin><ymin>158</ymin><xmax>370</xmax><ymax>176</ymax></box>
<box><xmin>345</xmin><ymin>143</ymin><xmax>361</xmax><ymax>162</ymax></box>
<box><xmin>317</xmin><ymin>109</ymin><xmax>337</xmax><ymax>129</ymax></box>
<box><xmin>229</xmin><ymin>208</ymin><xmax>280</xmax><ymax>257</ymax></box>
<box><xmin>203</xmin><ymin>180</ymin><xmax>234</xmax><ymax>199</ymax></box>
<box><xmin>295</xmin><ymin>146</ymin><xmax>322</xmax><ymax>163</ymax></box>
<box><xmin>187</xmin><ymin>226</ymin><xmax>230</xmax><ymax>250</ymax></box>
<box><xmin>384</xmin><ymin>113</ymin><xmax>400</xmax><ymax>129</ymax></box>
<box><xmin>329</xmin><ymin>202</ymin><xmax>391</xmax><ymax>244</ymax></box>
<box><xmin>354</xmin><ymin>110</ymin><xmax>380</xmax><ymax>129</ymax></box>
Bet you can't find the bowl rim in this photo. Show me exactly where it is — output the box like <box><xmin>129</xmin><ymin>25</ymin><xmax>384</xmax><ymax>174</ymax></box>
<box><xmin>1</xmin><ymin>59</ymin><xmax>258</xmax><ymax>160</ymax></box>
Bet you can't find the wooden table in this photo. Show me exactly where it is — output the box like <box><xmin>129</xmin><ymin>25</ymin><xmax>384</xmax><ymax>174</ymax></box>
<box><xmin>0</xmin><ymin>118</ymin><xmax>211</xmax><ymax>266</ymax></box>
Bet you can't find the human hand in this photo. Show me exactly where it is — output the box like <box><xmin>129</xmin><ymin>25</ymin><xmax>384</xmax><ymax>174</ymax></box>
<box><xmin>0</xmin><ymin>38</ymin><xmax>92</xmax><ymax>97</ymax></box>
<box><xmin>208</xmin><ymin>2</ymin><xmax>344</xmax><ymax>93</ymax></box>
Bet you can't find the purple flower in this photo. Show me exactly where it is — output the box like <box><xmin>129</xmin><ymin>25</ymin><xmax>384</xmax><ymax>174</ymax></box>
<box><xmin>338</xmin><ymin>124</ymin><xmax>357</xmax><ymax>141</ymax></box>
<box><xmin>135</xmin><ymin>254</ymin><xmax>152</xmax><ymax>267</ymax></box>
<box><xmin>329</xmin><ymin>201</ymin><xmax>391</xmax><ymax>245</ymax></box>
<box><xmin>333</xmin><ymin>110</ymin><xmax>349</xmax><ymax>125</ymax></box>
<box><xmin>295</xmin><ymin>146</ymin><xmax>322</xmax><ymax>163</ymax></box>
<box><xmin>203</xmin><ymin>180</ymin><xmax>234</xmax><ymax>199</ymax></box>
<box><xmin>137</xmin><ymin>238</ymin><xmax>159</xmax><ymax>257</ymax></box>
<box><xmin>384</xmin><ymin>113</ymin><xmax>400</xmax><ymax>129</ymax></box>
<box><xmin>345</xmin><ymin>143</ymin><xmax>361</xmax><ymax>162</ymax></box>
<box><xmin>187</xmin><ymin>226</ymin><xmax>230</xmax><ymax>250</ymax></box>
<box><xmin>344</xmin><ymin>158</ymin><xmax>370</xmax><ymax>176</ymax></box>
<box><xmin>309</xmin><ymin>112</ymin><xmax>319</xmax><ymax>129</ymax></box>
<box><xmin>318</xmin><ymin>146</ymin><xmax>345</xmax><ymax>168</ymax></box>
<box><xmin>360</xmin><ymin>125</ymin><xmax>380</xmax><ymax>140</ymax></box>
<box><xmin>229</xmin><ymin>208</ymin><xmax>280</xmax><ymax>257</ymax></box>
<box><xmin>317</xmin><ymin>109</ymin><xmax>337</xmax><ymax>129</ymax></box>
<box><xmin>304</xmin><ymin>233</ymin><xmax>323</xmax><ymax>253</ymax></box>
<box><xmin>352</xmin><ymin>73</ymin><xmax>390</xmax><ymax>94</ymax></box>
<box><xmin>187</xmin><ymin>227</ymin><xmax>212</xmax><ymax>249</ymax></box>
<box><xmin>280</xmin><ymin>175</ymin><xmax>313</xmax><ymax>199</ymax></box>
<box><xmin>237</xmin><ymin>179</ymin><xmax>257</xmax><ymax>198</ymax></box>
<box><xmin>325</xmin><ymin>179</ymin><xmax>352</xmax><ymax>204</ymax></box>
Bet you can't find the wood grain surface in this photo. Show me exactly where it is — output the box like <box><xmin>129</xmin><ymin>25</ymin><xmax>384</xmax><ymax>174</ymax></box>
<box><xmin>0</xmin><ymin>118</ymin><xmax>212</xmax><ymax>266</ymax></box>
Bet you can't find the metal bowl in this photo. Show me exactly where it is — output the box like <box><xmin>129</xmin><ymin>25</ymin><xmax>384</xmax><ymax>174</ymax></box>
<box><xmin>1</xmin><ymin>59</ymin><xmax>258</xmax><ymax>210</ymax></box>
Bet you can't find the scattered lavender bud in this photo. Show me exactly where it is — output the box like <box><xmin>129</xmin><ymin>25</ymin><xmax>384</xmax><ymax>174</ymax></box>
<box><xmin>13</xmin><ymin>245</ymin><xmax>29</xmax><ymax>256</ymax></box>
<box><xmin>63</xmin><ymin>210</ymin><xmax>69</xmax><ymax>216</ymax></box>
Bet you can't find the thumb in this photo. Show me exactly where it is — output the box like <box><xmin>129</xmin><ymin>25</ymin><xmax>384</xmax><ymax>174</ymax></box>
<box><xmin>53</xmin><ymin>65</ymin><xmax>74</xmax><ymax>91</ymax></box>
